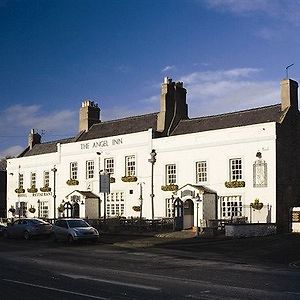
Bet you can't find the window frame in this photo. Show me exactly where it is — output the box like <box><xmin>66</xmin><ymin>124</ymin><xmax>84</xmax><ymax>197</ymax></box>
<box><xmin>70</xmin><ymin>162</ymin><xmax>78</xmax><ymax>180</ymax></box>
<box><xmin>196</xmin><ymin>160</ymin><xmax>207</xmax><ymax>183</ymax></box>
<box><xmin>86</xmin><ymin>160</ymin><xmax>95</xmax><ymax>179</ymax></box>
<box><xmin>229</xmin><ymin>158</ymin><xmax>243</xmax><ymax>181</ymax></box>
<box><xmin>165</xmin><ymin>164</ymin><xmax>177</xmax><ymax>185</ymax></box>
<box><xmin>125</xmin><ymin>155</ymin><xmax>136</xmax><ymax>176</ymax></box>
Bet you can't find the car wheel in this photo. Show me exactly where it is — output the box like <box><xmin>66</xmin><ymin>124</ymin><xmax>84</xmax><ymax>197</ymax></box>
<box><xmin>67</xmin><ymin>235</ymin><xmax>74</xmax><ymax>243</ymax></box>
<box><xmin>24</xmin><ymin>231</ymin><xmax>30</xmax><ymax>240</ymax></box>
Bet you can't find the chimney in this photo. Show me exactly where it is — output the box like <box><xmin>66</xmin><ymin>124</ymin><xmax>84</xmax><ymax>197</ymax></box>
<box><xmin>79</xmin><ymin>100</ymin><xmax>101</xmax><ymax>132</ymax></box>
<box><xmin>28</xmin><ymin>129</ymin><xmax>41</xmax><ymax>150</ymax></box>
<box><xmin>280</xmin><ymin>78</ymin><xmax>299</xmax><ymax>112</ymax></box>
<box><xmin>157</xmin><ymin>77</ymin><xmax>188</xmax><ymax>135</ymax></box>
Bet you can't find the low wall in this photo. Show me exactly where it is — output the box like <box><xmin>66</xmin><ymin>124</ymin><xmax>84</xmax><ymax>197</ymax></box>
<box><xmin>225</xmin><ymin>223</ymin><xmax>276</xmax><ymax>238</ymax></box>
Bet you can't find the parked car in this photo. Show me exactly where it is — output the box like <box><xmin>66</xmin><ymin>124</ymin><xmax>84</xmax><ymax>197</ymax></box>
<box><xmin>0</xmin><ymin>223</ymin><xmax>7</xmax><ymax>236</ymax></box>
<box><xmin>3</xmin><ymin>218</ymin><xmax>53</xmax><ymax>240</ymax></box>
<box><xmin>52</xmin><ymin>218</ymin><xmax>99</xmax><ymax>243</ymax></box>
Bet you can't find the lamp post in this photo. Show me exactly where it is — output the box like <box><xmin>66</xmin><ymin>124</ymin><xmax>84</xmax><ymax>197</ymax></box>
<box><xmin>96</xmin><ymin>151</ymin><xmax>103</xmax><ymax>220</ymax></box>
<box><xmin>137</xmin><ymin>182</ymin><xmax>145</xmax><ymax>220</ymax></box>
<box><xmin>51</xmin><ymin>166</ymin><xmax>57</xmax><ymax>219</ymax></box>
<box><xmin>148</xmin><ymin>149</ymin><xmax>157</xmax><ymax>221</ymax></box>
<box><xmin>195</xmin><ymin>192</ymin><xmax>203</xmax><ymax>237</ymax></box>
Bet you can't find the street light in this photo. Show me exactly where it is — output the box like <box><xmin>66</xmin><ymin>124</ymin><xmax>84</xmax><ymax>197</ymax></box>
<box><xmin>195</xmin><ymin>191</ymin><xmax>203</xmax><ymax>237</ymax></box>
<box><xmin>148</xmin><ymin>149</ymin><xmax>157</xmax><ymax>220</ymax></box>
<box><xmin>51</xmin><ymin>166</ymin><xmax>57</xmax><ymax>219</ymax></box>
<box><xmin>137</xmin><ymin>182</ymin><xmax>145</xmax><ymax>220</ymax></box>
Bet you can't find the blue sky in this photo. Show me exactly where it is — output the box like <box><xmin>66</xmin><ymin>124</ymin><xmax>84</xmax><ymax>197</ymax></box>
<box><xmin>1</xmin><ymin>0</ymin><xmax>300</xmax><ymax>158</ymax></box>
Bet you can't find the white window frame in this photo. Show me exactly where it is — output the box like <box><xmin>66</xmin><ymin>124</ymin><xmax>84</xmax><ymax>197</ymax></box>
<box><xmin>86</xmin><ymin>160</ymin><xmax>95</xmax><ymax>179</ymax></box>
<box><xmin>165</xmin><ymin>197</ymin><xmax>175</xmax><ymax>217</ymax></box>
<box><xmin>166</xmin><ymin>164</ymin><xmax>176</xmax><ymax>184</ymax></box>
<box><xmin>40</xmin><ymin>201</ymin><xmax>49</xmax><ymax>218</ymax></box>
<box><xmin>125</xmin><ymin>155</ymin><xmax>136</xmax><ymax>176</ymax></box>
<box><xmin>30</xmin><ymin>172</ymin><xmax>36</xmax><ymax>187</ymax></box>
<box><xmin>70</xmin><ymin>162</ymin><xmax>78</xmax><ymax>180</ymax></box>
<box><xmin>104</xmin><ymin>158</ymin><xmax>114</xmax><ymax>175</ymax></box>
<box><xmin>106</xmin><ymin>192</ymin><xmax>125</xmax><ymax>217</ymax></box>
<box><xmin>220</xmin><ymin>195</ymin><xmax>243</xmax><ymax>218</ymax></box>
<box><xmin>253</xmin><ymin>159</ymin><xmax>267</xmax><ymax>187</ymax></box>
<box><xmin>229</xmin><ymin>158</ymin><xmax>242</xmax><ymax>181</ymax></box>
<box><xmin>19</xmin><ymin>173</ymin><xmax>24</xmax><ymax>188</ymax></box>
<box><xmin>43</xmin><ymin>171</ymin><xmax>50</xmax><ymax>187</ymax></box>
<box><xmin>196</xmin><ymin>161</ymin><xmax>207</xmax><ymax>183</ymax></box>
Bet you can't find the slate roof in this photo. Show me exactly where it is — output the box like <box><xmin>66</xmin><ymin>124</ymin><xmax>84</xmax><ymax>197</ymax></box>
<box><xmin>171</xmin><ymin>104</ymin><xmax>284</xmax><ymax>136</ymax></box>
<box><xmin>20</xmin><ymin>137</ymin><xmax>75</xmax><ymax>157</ymax></box>
<box><xmin>19</xmin><ymin>104</ymin><xmax>286</xmax><ymax>157</ymax></box>
<box><xmin>77</xmin><ymin>112</ymin><xmax>158</xmax><ymax>141</ymax></box>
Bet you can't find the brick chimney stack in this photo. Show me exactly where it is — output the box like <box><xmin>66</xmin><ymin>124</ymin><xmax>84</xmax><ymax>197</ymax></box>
<box><xmin>281</xmin><ymin>78</ymin><xmax>299</xmax><ymax>112</ymax></box>
<box><xmin>28</xmin><ymin>129</ymin><xmax>41</xmax><ymax>150</ymax></box>
<box><xmin>79</xmin><ymin>100</ymin><xmax>100</xmax><ymax>132</ymax></box>
<box><xmin>157</xmin><ymin>77</ymin><xmax>188</xmax><ymax>136</ymax></box>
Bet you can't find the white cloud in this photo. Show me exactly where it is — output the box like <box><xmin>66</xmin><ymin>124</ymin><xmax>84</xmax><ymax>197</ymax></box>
<box><xmin>179</xmin><ymin>68</ymin><xmax>278</xmax><ymax>116</ymax></box>
<box><xmin>0</xmin><ymin>145</ymin><xmax>24</xmax><ymax>158</ymax></box>
<box><xmin>0</xmin><ymin>104</ymin><xmax>77</xmax><ymax>158</ymax></box>
<box><xmin>161</xmin><ymin>65</ymin><xmax>175</xmax><ymax>73</ymax></box>
<box><xmin>204</xmin><ymin>0</ymin><xmax>300</xmax><ymax>26</ymax></box>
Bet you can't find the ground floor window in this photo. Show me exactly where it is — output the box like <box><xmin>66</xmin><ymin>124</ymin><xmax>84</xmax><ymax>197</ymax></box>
<box><xmin>165</xmin><ymin>197</ymin><xmax>175</xmax><ymax>217</ymax></box>
<box><xmin>40</xmin><ymin>201</ymin><xmax>49</xmax><ymax>218</ymax></box>
<box><xmin>16</xmin><ymin>201</ymin><xmax>27</xmax><ymax>217</ymax></box>
<box><xmin>220</xmin><ymin>195</ymin><xmax>243</xmax><ymax>218</ymax></box>
<box><xmin>106</xmin><ymin>192</ymin><xmax>125</xmax><ymax>217</ymax></box>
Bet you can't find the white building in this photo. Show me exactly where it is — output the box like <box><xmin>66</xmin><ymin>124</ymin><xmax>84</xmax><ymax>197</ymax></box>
<box><xmin>6</xmin><ymin>77</ymin><xmax>300</xmax><ymax>233</ymax></box>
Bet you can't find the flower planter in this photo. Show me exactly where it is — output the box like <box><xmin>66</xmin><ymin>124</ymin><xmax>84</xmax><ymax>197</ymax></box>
<box><xmin>15</xmin><ymin>187</ymin><xmax>25</xmax><ymax>194</ymax></box>
<box><xmin>29</xmin><ymin>207</ymin><xmax>36</xmax><ymax>213</ymax></box>
<box><xmin>121</xmin><ymin>176</ymin><xmax>137</xmax><ymax>182</ymax></box>
<box><xmin>132</xmin><ymin>205</ymin><xmax>141</xmax><ymax>212</ymax></box>
<box><xmin>40</xmin><ymin>186</ymin><xmax>51</xmax><ymax>192</ymax></box>
<box><xmin>161</xmin><ymin>184</ymin><xmax>178</xmax><ymax>191</ymax></box>
<box><xmin>110</xmin><ymin>177</ymin><xmax>116</xmax><ymax>183</ymax></box>
<box><xmin>66</xmin><ymin>179</ymin><xmax>79</xmax><ymax>186</ymax></box>
<box><xmin>27</xmin><ymin>186</ymin><xmax>38</xmax><ymax>193</ymax></box>
<box><xmin>225</xmin><ymin>181</ymin><xmax>245</xmax><ymax>188</ymax></box>
<box><xmin>251</xmin><ymin>199</ymin><xmax>263</xmax><ymax>210</ymax></box>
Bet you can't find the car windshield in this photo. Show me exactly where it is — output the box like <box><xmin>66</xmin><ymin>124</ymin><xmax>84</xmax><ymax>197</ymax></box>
<box><xmin>67</xmin><ymin>220</ymin><xmax>89</xmax><ymax>228</ymax></box>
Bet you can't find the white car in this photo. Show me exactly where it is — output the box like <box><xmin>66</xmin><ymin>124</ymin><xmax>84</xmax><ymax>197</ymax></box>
<box><xmin>52</xmin><ymin>218</ymin><xmax>99</xmax><ymax>243</ymax></box>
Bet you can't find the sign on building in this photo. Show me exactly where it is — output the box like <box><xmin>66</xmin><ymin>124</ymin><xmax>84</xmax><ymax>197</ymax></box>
<box><xmin>99</xmin><ymin>174</ymin><xmax>110</xmax><ymax>194</ymax></box>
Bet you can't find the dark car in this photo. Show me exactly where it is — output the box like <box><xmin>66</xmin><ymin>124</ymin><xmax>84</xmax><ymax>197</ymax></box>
<box><xmin>3</xmin><ymin>218</ymin><xmax>53</xmax><ymax>240</ymax></box>
<box><xmin>52</xmin><ymin>218</ymin><xmax>99</xmax><ymax>243</ymax></box>
<box><xmin>0</xmin><ymin>223</ymin><xmax>7</xmax><ymax>236</ymax></box>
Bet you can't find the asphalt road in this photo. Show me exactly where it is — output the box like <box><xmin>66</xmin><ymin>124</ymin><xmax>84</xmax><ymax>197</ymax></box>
<box><xmin>0</xmin><ymin>233</ymin><xmax>300</xmax><ymax>299</ymax></box>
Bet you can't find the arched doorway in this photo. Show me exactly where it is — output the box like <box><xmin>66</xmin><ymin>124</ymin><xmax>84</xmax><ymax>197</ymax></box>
<box><xmin>64</xmin><ymin>202</ymin><xmax>73</xmax><ymax>218</ymax></box>
<box><xmin>183</xmin><ymin>199</ymin><xmax>194</xmax><ymax>229</ymax></box>
<box><xmin>73</xmin><ymin>202</ymin><xmax>80</xmax><ymax>218</ymax></box>
<box><xmin>173</xmin><ymin>197</ymin><xmax>183</xmax><ymax>231</ymax></box>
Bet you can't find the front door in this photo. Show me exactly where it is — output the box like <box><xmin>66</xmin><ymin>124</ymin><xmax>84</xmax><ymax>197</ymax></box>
<box><xmin>183</xmin><ymin>199</ymin><xmax>194</xmax><ymax>229</ymax></box>
<box><xmin>173</xmin><ymin>197</ymin><xmax>183</xmax><ymax>231</ymax></box>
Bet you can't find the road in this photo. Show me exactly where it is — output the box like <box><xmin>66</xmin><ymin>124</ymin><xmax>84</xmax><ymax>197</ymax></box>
<box><xmin>0</xmin><ymin>234</ymin><xmax>300</xmax><ymax>299</ymax></box>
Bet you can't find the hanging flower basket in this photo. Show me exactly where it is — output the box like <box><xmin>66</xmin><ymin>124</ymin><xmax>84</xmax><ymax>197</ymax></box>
<box><xmin>132</xmin><ymin>205</ymin><xmax>141</xmax><ymax>212</ymax></box>
<box><xmin>161</xmin><ymin>184</ymin><xmax>178</xmax><ymax>191</ymax></box>
<box><xmin>58</xmin><ymin>205</ymin><xmax>65</xmax><ymax>213</ymax></box>
<box><xmin>225</xmin><ymin>181</ymin><xmax>245</xmax><ymax>188</ymax></box>
<box><xmin>8</xmin><ymin>207</ymin><xmax>16</xmax><ymax>214</ymax></box>
<box><xmin>29</xmin><ymin>206</ymin><xmax>36</xmax><ymax>213</ymax></box>
<box><xmin>66</xmin><ymin>179</ymin><xmax>79</xmax><ymax>185</ymax></box>
<box><xmin>27</xmin><ymin>186</ymin><xmax>38</xmax><ymax>193</ymax></box>
<box><xmin>40</xmin><ymin>185</ymin><xmax>51</xmax><ymax>192</ymax></box>
<box><xmin>110</xmin><ymin>177</ymin><xmax>116</xmax><ymax>183</ymax></box>
<box><xmin>121</xmin><ymin>176</ymin><xmax>137</xmax><ymax>182</ymax></box>
<box><xmin>15</xmin><ymin>187</ymin><xmax>25</xmax><ymax>194</ymax></box>
<box><xmin>251</xmin><ymin>199</ymin><xmax>263</xmax><ymax>210</ymax></box>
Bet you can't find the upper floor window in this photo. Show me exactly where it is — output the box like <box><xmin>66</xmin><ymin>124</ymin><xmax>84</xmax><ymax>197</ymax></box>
<box><xmin>166</xmin><ymin>164</ymin><xmax>176</xmax><ymax>184</ymax></box>
<box><xmin>125</xmin><ymin>155</ymin><xmax>135</xmax><ymax>176</ymax></box>
<box><xmin>253</xmin><ymin>159</ymin><xmax>267</xmax><ymax>187</ymax></box>
<box><xmin>86</xmin><ymin>160</ymin><xmax>94</xmax><ymax>179</ymax></box>
<box><xmin>30</xmin><ymin>172</ymin><xmax>36</xmax><ymax>187</ymax></box>
<box><xmin>104</xmin><ymin>158</ymin><xmax>114</xmax><ymax>175</ymax></box>
<box><xmin>229</xmin><ymin>158</ymin><xmax>242</xmax><ymax>181</ymax></box>
<box><xmin>43</xmin><ymin>171</ymin><xmax>50</xmax><ymax>186</ymax></box>
<box><xmin>70</xmin><ymin>162</ymin><xmax>78</xmax><ymax>180</ymax></box>
<box><xmin>196</xmin><ymin>161</ymin><xmax>207</xmax><ymax>182</ymax></box>
<box><xmin>18</xmin><ymin>173</ymin><xmax>24</xmax><ymax>188</ymax></box>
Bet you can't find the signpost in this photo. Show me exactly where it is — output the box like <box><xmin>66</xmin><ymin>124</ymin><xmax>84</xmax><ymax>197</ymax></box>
<box><xmin>99</xmin><ymin>173</ymin><xmax>110</xmax><ymax>222</ymax></box>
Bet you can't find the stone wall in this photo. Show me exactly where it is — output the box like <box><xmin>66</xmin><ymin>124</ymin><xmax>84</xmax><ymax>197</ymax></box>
<box><xmin>225</xmin><ymin>223</ymin><xmax>276</xmax><ymax>238</ymax></box>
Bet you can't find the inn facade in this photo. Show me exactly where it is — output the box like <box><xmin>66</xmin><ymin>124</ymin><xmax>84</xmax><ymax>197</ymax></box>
<box><xmin>6</xmin><ymin>77</ymin><xmax>300</xmax><ymax>233</ymax></box>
